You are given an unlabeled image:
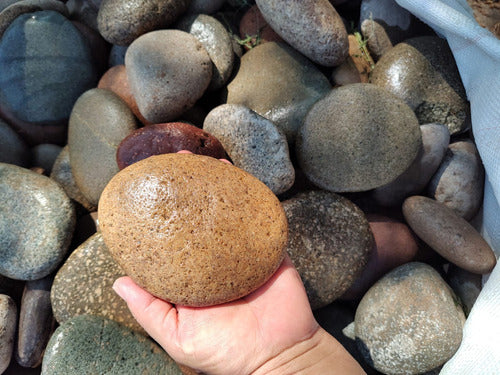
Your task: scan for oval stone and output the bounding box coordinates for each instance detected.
[226,42,331,144]
[51,232,144,333]
[203,104,295,195]
[117,122,227,170]
[282,190,374,309]
[98,153,288,306]
[255,0,348,67]
[403,196,496,274]
[41,315,182,374]
[428,140,484,220]
[0,163,75,280]
[125,30,212,124]
[97,0,189,45]
[0,294,16,373]
[354,262,465,374]
[297,83,422,192]
[68,88,137,206]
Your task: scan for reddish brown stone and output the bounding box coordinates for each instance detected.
[116,122,227,170]
[97,65,151,125]
[239,5,284,50]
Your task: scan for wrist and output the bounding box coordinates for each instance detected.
[251,327,365,375]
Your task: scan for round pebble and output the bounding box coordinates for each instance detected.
[51,232,143,333]
[0,163,75,280]
[354,262,465,375]
[116,122,227,170]
[98,153,288,306]
[97,0,190,45]
[256,0,348,66]
[226,41,331,144]
[403,195,496,274]
[125,30,212,124]
[68,88,137,206]
[41,315,182,374]
[0,119,30,167]
[282,190,374,309]
[0,294,16,373]
[297,83,422,192]
[203,104,295,195]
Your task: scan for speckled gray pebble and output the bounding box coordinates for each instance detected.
[51,232,143,333]
[41,315,182,374]
[176,13,234,90]
[256,0,348,67]
[31,143,62,174]
[16,275,55,368]
[354,262,465,375]
[226,42,331,144]
[97,0,189,45]
[125,30,212,124]
[428,140,484,220]
[0,163,75,280]
[0,294,16,373]
[0,119,30,167]
[282,190,374,309]
[50,146,97,212]
[297,83,422,192]
[373,123,450,206]
[68,88,137,206]
[204,104,295,195]
[371,36,469,134]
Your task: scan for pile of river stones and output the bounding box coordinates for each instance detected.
[0,0,497,374]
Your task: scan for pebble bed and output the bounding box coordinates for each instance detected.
[0,0,496,374]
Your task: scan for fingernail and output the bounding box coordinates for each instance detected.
[112,280,128,300]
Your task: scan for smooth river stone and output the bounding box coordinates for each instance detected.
[403,196,496,274]
[371,36,469,134]
[255,0,348,67]
[16,276,54,368]
[354,262,465,375]
[41,315,182,374]
[125,30,212,124]
[68,88,137,207]
[226,42,331,144]
[428,140,484,221]
[176,14,235,90]
[297,83,421,192]
[373,123,450,206]
[0,119,30,167]
[97,0,190,45]
[116,122,227,170]
[0,163,75,280]
[99,153,288,306]
[0,294,16,373]
[51,232,144,333]
[282,190,374,309]
[203,104,295,195]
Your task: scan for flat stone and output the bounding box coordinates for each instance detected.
[403,196,496,274]
[125,30,212,123]
[0,163,75,280]
[0,294,16,373]
[297,83,422,192]
[50,146,96,212]
[99,153,288,306]
[16,276,54,368]
[371,36,469,134]
[446,264,482,316]
[68,88,137,206]
[117,122,227,170]
[282,190,374,309]
[226,42,331,144]
[204,104,295,195]
[97,0,189,45]
[373,123,450,206]
[354,262,465,375]
[256,0,348,66]
[51,232,143,333]
[428,140,484,220]
[41,315,182,374]
[0,119,30,167]
[30,144,62,175]
[177,14,234,90]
